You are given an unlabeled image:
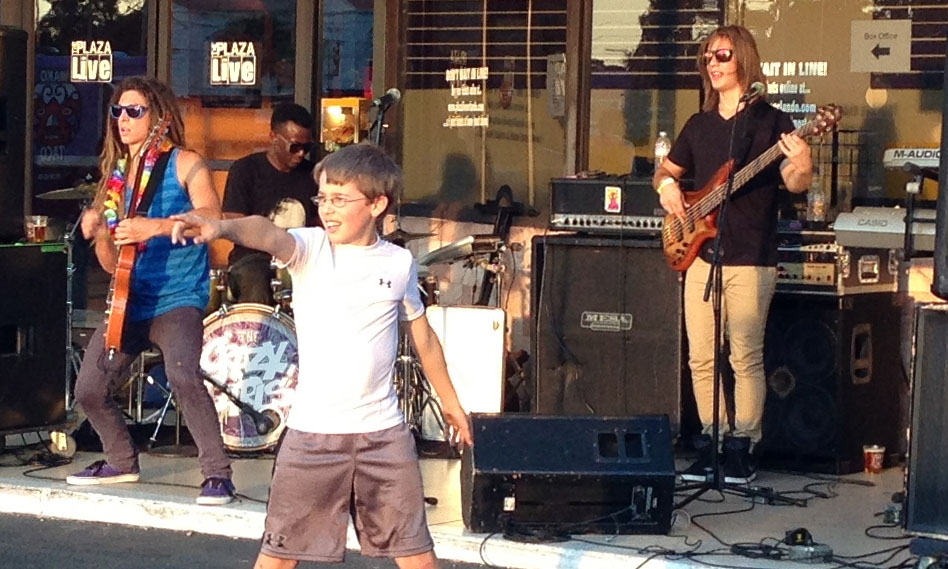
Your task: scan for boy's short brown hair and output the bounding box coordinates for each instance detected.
[314,143,402,216]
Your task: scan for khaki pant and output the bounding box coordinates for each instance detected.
[684,257,777,444]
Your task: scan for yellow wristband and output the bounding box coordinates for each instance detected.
[656,177,677,194]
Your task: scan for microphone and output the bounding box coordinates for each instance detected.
[739,81,765,102]
[372,88,401,110]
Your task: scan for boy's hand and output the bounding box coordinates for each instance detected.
[171,212,221,245]
[441,401,473,447]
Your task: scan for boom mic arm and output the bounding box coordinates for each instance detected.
[199,369,278,435]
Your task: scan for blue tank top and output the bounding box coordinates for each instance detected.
[126,148,210,321]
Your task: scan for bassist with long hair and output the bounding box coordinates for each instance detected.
[654,26,814,484]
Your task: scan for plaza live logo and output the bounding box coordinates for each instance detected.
[581,311,633,332]
[70,41,112,83]
[209,41,258,86]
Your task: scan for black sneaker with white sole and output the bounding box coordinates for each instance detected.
[722,436,757,484]
[679,434,714,482]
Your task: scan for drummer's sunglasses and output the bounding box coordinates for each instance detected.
[702,48,734,64]
[110,104,149,120]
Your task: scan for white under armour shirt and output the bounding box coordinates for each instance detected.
[277,227,425,434]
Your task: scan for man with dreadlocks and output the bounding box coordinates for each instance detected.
[67,77,235,505]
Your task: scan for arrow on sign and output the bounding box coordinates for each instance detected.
[872,44,891,59]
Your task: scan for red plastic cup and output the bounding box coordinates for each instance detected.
[863,445,885,474]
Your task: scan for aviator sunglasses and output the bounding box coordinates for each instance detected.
[702,48,734,64]
[109,104,149,120]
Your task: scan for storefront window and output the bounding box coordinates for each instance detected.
[33,1,150,210]
[321,0,373,98]
[169,0,298,165]
[587,0,946,211]
[399,1,569,221]
[587,0,723,176]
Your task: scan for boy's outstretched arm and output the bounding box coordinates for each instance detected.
[171,213,297,264]
[407,314,474,446]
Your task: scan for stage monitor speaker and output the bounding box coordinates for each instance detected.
[905,304,948,539]
[933,37,948,300]
[760,293,905,474]
[461,413,675,535]
[531,235,683,429]
[420,305,504,441]
[0,27,27,242]
[0,244,67,432]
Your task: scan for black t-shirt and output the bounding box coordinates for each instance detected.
[667,101,794,267]
[223,152,320,264]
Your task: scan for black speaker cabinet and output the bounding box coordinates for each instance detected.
[0,27,27,242]
[531,235,683,429]
[0,244,67,432]
[905,304,948,539]
[461,414,675,535]
[932,37,948,300]
[760,293,905,474]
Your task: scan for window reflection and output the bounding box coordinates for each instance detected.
[170,0,297,162]
[32,1,149,202]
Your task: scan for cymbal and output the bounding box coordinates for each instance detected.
[37,183,98,200]
[383,228,434,243]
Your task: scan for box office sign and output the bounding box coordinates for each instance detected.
[209,41,258,86]
[70,41,113,83]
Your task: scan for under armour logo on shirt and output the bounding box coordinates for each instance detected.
[263,533,286,548]
[379,278,391,288]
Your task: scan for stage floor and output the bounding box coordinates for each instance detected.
[0,439,918,569]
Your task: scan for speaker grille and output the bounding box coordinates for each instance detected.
[530,235,682,429]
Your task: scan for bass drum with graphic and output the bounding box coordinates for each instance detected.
[201,303,298,452]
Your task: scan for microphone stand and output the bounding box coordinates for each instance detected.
[675,96,803,509]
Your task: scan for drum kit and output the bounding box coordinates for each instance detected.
[389,230,507,443]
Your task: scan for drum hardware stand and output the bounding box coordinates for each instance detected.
[64,208,85,412]
[147,389,198,457]
[394,329,451,449]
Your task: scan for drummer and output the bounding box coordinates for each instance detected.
[222,103,320,304]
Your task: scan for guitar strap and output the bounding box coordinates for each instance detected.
[133,150,173,217]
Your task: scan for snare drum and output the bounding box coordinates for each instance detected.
[201,303,298,452]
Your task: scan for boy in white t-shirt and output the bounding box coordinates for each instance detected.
[172,143,473,569]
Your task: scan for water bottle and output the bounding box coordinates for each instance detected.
[654,131,671,170]
[807,171,825,222]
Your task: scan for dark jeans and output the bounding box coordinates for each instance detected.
[74,306,232,479]
[228,252,274,305]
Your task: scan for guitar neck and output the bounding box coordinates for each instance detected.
[693,121,814,219]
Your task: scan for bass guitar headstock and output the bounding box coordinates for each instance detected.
[806,104,842,137]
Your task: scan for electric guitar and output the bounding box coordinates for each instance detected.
[661,104,842,272]
[100,117,172,358]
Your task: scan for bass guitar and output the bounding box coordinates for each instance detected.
[661,104,842,272]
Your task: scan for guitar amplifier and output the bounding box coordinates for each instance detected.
[550,176,665,235]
